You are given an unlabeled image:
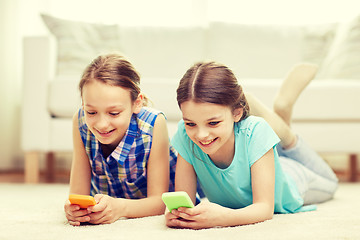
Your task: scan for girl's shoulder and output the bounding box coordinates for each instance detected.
[236,115,268,132]
[135,107,166,135]
[236,116,280,166]
[137,107,163,124]
[235,115,277,139]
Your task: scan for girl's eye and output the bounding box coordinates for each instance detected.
[109,112,120,116]
[209,121,220,126]
[86,111,96,115]
[185,122,196,127]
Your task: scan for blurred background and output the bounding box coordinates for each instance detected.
[1,0,360,182]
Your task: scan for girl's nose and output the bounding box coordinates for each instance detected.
[96,115,109,130]
[197,127,209,140]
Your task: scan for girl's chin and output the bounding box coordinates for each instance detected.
[99,136,123,148]
[98,139,113,145]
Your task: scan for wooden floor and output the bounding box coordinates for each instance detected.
[0,169,70,184]
[0,169,357,183]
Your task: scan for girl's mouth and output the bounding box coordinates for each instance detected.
[199,137,218,146]
[97,129,115,137]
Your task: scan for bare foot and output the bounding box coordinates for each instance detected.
[274,63,318,125]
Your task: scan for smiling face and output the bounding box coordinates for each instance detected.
[82,80,142,149]
[180,100,242,165]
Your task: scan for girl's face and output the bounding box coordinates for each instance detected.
[82,80,142,149]
[180,100,242,163]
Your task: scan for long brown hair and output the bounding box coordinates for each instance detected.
[177,61,249,121]
[79,53,147,105]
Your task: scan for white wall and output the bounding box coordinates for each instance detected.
[208,0,360,25]
[1,0,360,170]
[0,1,22,169]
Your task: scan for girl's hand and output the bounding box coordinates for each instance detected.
[164,209,183,228]
[166,201,230,229]
[64,199,91,226]
[87,194,122,224]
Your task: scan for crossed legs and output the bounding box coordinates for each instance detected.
[246,63,318,149]
[245,63,338,204]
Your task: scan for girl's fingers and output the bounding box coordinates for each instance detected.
[88,194,105,213]
[167,213,179,220]
[177,207,198,215]
[67,214,90,223]
[174,207,199,218]
[172,210,195,221]
[89,214,106,225]
[65,198,93,225]
[169,218,199,229]
[68,220,81,226]
[69,208,89,217]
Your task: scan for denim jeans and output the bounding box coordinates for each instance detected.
[277,136,339,205]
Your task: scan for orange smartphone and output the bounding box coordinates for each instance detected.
[69,194,96,209]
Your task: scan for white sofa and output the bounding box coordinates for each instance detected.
[21,14,360,183]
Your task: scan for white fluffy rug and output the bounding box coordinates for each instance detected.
[1,183,359,240]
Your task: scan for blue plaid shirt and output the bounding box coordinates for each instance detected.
[78,107,177,199]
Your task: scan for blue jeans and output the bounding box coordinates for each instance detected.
[277,136,338,205]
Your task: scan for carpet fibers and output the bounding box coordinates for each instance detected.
[2,183,359,240]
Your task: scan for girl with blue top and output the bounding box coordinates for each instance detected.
[64,54,177,226]
[165,62,338,229]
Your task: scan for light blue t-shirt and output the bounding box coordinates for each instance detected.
[171,116,314,213]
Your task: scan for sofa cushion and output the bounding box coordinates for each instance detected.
[42,13,339,82]
[41,14,121,76]
[317,14,360,79]
[206,22,304,79]
[41,14,206,81]
[301,23,336,66]
[118,26,206,79]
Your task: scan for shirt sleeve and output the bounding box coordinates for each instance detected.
[245,117,280,167]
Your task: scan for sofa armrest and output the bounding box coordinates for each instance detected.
[21,36,55,152]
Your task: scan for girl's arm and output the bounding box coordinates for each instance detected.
[174,154,198,203]
[64,112,92,226]
[88,114,171,223]
[69,112,92,195]
[225,148,275,225]
[169,148,275,229]
[122,113,170,217]
[165,154,198,227]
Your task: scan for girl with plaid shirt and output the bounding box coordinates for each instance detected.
[64,54,176,226]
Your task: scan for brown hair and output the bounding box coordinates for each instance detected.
[79,53,147,105]
[177,61,249,121]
